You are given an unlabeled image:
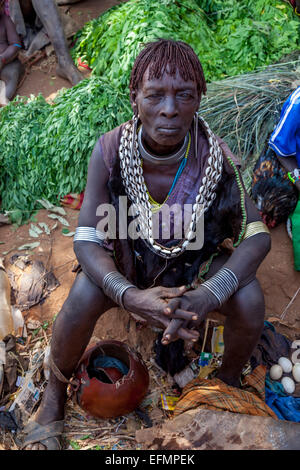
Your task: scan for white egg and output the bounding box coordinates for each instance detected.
[270,364,283,380]
[281,376,295,394]
[292,363,300,383]
[278,357,293,373]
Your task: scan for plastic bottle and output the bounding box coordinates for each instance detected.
[0,258,13,341]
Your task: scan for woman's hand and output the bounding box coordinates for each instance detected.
[161,286,220,344]
[123,285,199,342]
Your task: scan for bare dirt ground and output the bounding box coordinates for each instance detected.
[17,0,125,100]
[0,0,299,451]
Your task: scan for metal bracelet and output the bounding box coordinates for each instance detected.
[74,226,106,246]
[201,267,239,306]
[243,221,270,241]
[102,271,136,308]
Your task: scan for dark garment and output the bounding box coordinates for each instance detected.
[250,321,292,370]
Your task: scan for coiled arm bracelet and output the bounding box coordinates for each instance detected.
[201,267,239,307]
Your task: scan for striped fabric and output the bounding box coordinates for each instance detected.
[174,364,278,419]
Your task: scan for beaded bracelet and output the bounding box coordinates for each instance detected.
[288,169,300,184]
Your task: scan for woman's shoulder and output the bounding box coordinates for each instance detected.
[97,121,130,173]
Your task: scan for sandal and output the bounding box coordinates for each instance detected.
[21,356,79,450]
[21,420,64,450]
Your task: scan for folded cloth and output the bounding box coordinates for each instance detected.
[265,374,286,397]
[290,197,300,271]
[265,387,300,422]
[250,321,291,370]
[60,192,84,210]
[174,364,277,419]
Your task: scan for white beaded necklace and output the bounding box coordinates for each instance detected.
[119,115,224,259]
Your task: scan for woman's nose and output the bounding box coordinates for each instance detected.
[160,96,178,118]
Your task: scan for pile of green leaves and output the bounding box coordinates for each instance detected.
[0,78,131,220]
[0,0,299,221]
[199,0,300,78]
[71,0,217,89]
[72,0,299,88]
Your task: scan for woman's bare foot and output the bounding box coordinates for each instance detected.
[215,371,240,388]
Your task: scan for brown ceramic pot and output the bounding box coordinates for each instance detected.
[74,340,149,419]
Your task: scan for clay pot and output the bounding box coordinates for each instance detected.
[74,340,149,419]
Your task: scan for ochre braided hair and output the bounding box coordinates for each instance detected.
[129,39,207,97]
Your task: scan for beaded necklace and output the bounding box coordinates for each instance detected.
[119,115,224,259]
[142,133,191,214]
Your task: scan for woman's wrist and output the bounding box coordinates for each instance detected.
[122,286,139,310]
[191,285,220,311]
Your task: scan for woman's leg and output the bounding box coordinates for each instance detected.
[24,271,115,450]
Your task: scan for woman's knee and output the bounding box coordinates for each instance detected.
[57,271,113,323]
[0,59,24,96]
[222,278,265,330]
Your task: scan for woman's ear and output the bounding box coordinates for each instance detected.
[130,90,138,116]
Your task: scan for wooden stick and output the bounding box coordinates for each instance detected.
[280,287,300,320]
[201,319,210,353]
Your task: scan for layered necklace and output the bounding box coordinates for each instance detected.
[119,115,224,259]
[138,126,191,214]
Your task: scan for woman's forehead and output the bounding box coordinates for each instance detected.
[140,66,197,90]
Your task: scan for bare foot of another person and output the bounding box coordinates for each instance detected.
[0,80,9,106]
[56,60,83,86]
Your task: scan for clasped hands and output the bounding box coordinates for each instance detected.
[123,284,219,345]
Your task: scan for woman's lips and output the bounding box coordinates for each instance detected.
[157,127,180,135]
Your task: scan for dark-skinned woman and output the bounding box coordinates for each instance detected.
[22,39,271,450]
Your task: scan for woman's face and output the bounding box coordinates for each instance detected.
[132,66,200,155]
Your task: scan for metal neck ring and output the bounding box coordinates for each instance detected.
[138,126,189,165]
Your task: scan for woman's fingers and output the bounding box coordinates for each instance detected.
[177,326,199,342]
[161,319,199,345]
[164,308,198,322]
[161,286,186,299]
[163,297,181,315]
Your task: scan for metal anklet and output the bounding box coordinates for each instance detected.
[102,271,136,309]
[201,267,239,306]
